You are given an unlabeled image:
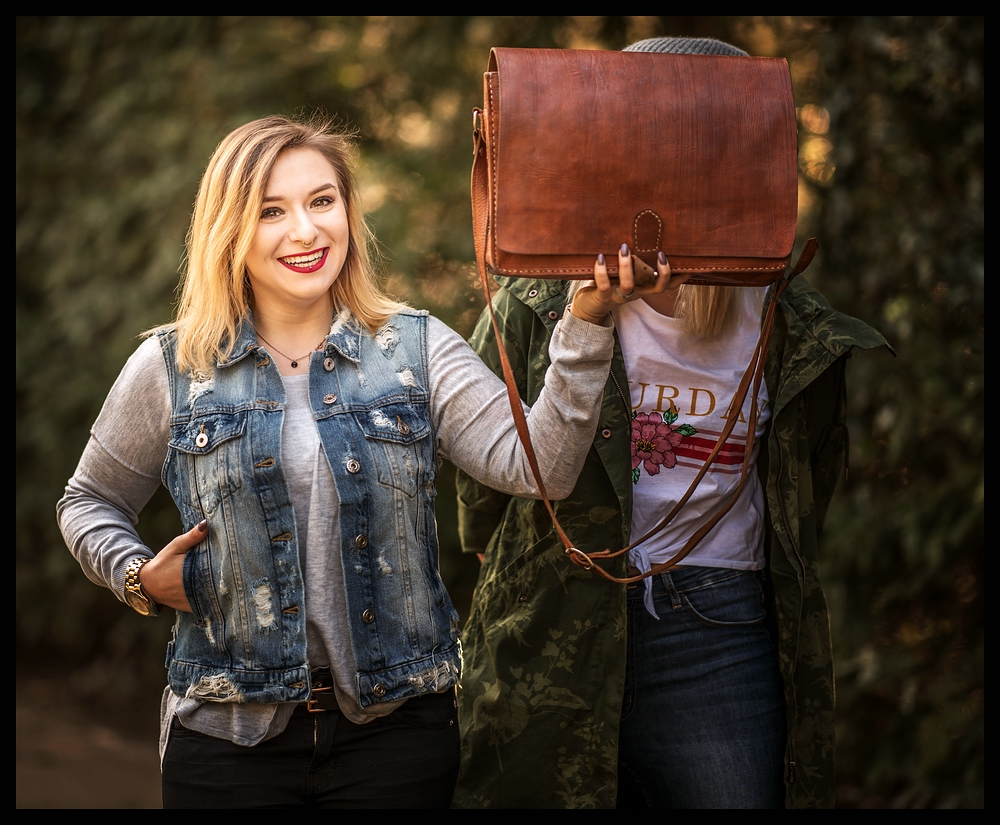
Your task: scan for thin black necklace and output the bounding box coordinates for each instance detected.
[256,331,325,369]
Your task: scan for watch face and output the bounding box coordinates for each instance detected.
[124,561,157,616]
[124,586,154,616]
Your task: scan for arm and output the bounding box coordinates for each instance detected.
[437,247,679,496]
[444,248,684,555]
[56,336,202,612]
[431,308,613,500]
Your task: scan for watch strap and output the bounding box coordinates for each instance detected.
[123,557,159,617]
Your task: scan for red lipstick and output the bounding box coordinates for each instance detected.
[279,247,329,273]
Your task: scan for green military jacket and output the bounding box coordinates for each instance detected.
[452,274,890,809]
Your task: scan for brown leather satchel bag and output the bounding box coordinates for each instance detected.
[469,47,817,584]
[471,47,800,286]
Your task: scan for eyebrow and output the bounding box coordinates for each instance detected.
[262,183,339,203]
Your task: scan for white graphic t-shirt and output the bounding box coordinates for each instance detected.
[612,292,771,614]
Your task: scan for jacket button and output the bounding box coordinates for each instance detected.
[362,609,376,624]
[373,683,387,697]
[355,534,368,549]
[601,428,612,439]
[528,289,539,298]
[323,357,336,371]
[323,393,337,405]
[346,458,361,473]
[195,432,209,448]
[548,310,559,320]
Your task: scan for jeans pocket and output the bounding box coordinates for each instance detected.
[672,568,767,627]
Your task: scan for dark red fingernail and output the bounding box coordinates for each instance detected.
[620,243,630,257]
[197,520,208,532]
[597,253,605,266]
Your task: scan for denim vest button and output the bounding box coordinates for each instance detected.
[355,534,368,549]
[372,683,387,698]
[362,609,376,624]
[195,432,209,448]
[345,458,361,474]
[323,393,337,405]
[323,357,336,371]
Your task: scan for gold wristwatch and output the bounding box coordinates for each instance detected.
[123,557,160,617]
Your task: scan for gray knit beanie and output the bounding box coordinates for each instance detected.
[623,36,748,57]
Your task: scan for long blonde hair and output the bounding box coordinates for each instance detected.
[155,114,405,375]
[672,284,765,339]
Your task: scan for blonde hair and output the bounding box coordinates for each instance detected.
[154,114,405,375]
[672,284,765,339]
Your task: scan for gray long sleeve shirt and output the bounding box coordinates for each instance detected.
[58,309,614,749]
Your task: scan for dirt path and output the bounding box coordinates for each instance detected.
[16,679,161,809]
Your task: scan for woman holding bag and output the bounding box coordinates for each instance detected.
[453,37,890,809]
[56,112,673,808]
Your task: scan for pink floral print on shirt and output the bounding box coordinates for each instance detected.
[631,409,697,483]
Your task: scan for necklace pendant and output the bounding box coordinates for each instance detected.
[290,361,298,368]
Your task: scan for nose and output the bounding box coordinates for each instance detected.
[289,208,318,247]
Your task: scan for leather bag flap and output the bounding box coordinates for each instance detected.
[481,47,798,281]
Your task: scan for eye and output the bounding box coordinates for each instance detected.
[260,206,283,220]
[312,195,335,209]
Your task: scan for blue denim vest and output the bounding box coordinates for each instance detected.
[157,310,461,707]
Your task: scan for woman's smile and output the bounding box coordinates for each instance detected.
[279,247,329,273]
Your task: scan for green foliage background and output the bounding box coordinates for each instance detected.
[16,16,982,808]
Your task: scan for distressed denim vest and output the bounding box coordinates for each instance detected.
[157,309,461,707]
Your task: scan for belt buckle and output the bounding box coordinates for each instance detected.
[306,678,334,713]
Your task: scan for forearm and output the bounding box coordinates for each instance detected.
[57,437,162,599]
[433,310,612,499]
[57,336,171,600]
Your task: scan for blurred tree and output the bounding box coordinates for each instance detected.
[796,16,984,808]
[16,15,982,807]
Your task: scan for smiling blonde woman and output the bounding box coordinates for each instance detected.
[56,112,677,808]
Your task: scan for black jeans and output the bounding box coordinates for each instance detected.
[161,690,459,808]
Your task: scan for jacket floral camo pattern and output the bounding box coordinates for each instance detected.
[452,274,890,808]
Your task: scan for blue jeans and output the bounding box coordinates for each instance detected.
[617,566,786,809]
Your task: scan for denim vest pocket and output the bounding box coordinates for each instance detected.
[180,541,221,641]
[169,410,247,514]
[355,401,430,497]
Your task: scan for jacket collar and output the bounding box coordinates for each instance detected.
[218,316,262,369]
[217,308,366,369]
[323,309,364,364]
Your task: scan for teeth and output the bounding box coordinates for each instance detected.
[281,251,323,265]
